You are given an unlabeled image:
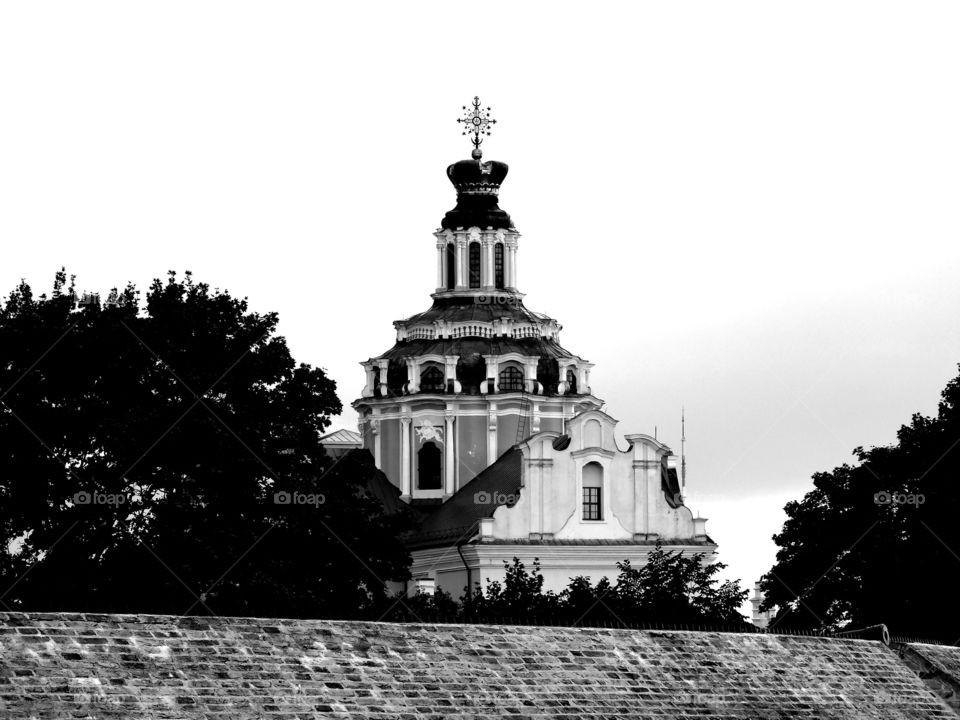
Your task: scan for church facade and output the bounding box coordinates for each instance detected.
[352,99,714,595]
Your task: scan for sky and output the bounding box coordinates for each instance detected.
[2,2,959,614]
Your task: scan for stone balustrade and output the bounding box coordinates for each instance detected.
[395,319,558,342]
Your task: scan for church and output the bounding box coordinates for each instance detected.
[352,99,714,596]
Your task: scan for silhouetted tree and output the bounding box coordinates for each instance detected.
[461,558,563,621]
[762,366,960,639]
[390,547,746,626]
[0,269,411,617]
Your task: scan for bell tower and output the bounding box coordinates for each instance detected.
[353,98,601,501]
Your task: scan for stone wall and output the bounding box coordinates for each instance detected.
[0,612,956,719]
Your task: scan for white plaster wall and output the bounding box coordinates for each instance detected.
[488,409,702,542]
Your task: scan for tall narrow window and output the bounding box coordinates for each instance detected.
[445,243,456,290]
[566,369,578,394]
[498,365,524,392]
[418,441,442,489]
[582,462,603,520]
[469,242,481,288]
[494,243,505,289]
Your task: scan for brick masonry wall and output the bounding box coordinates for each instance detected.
[0,612,956,719]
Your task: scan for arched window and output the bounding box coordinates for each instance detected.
[420,365,445,393]
[469,242,481,288]
[498,365,524,392]
[582,462,603,520]
[566,369,578,394]
[537,358,559,395]
[418,441,442,490]
[494,243,505,289]
[386,362,407,396]
[445,243,456,290]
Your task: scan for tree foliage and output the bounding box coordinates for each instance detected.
[762,365,960,639]
[386,547,748,626]
[0,269,411,617]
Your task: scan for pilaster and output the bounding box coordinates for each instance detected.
[370,415,381,468]
[444,410,456,496]
[435,239,445,290]
[400,416,412,499]
[487,403,498,468]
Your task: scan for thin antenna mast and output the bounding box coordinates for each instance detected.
[681,407,687,494]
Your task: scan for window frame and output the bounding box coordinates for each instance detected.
[469,242,481,289]
[420,365,445,393]
[445,243,456,290]
[582,486,602,521]
[494,243,505,289]
[498,365,524,392]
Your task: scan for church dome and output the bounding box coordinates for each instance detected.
[441,158,513,230]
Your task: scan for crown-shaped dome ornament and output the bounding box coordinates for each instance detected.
[443,96,512,230]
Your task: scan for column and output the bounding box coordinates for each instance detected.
[506,242,518,288]
[406,358,420,394]
[400,417,411,499]
[362,364,376,398]
[487,403,498,467]
[482,355,500,394]
[523,358,539,394]
[455,237,466,289]
[436,241,445,289]
[482,237,495,289]
[444,411,456,495]
[444,355,462,393]
[377,360,389,396]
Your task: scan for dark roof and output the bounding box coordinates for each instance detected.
[441,158,513,230]
[4,613,956,718]
[662,466,683,509]
[400,296,552,325]
[379,336,577,362]
[406,447,523,548]
[324,448,411,517]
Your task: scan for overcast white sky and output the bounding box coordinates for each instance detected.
[3,2,959,613]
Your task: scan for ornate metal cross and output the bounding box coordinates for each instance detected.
[457,96,496,158]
